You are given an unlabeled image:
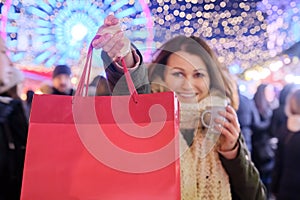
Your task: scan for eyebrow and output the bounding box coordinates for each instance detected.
[170,67,208,73]
[170,67,184,71]
[194,68,207,72]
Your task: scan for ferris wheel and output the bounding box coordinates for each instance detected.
[1,0,154,67]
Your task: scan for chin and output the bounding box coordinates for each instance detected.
[178,97,198,104]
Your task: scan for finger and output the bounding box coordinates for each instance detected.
[105,15,119,26]
[217,110,234,125]
[214,124,235,141]
[214,117,239,138]
[102,31,124,53]
[92,33,112,49]
[214,124,238,146]
[226,106,240,128]
[226,105,238,118]
[107,42,123,59]
[218,106,240,132]
[224,121,239,138]
[226,112,239,130]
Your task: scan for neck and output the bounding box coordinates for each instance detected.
[53,87,72,95]
[287,115,300,132]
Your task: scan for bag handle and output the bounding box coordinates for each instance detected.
[74,35,138,103]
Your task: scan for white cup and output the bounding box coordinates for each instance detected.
[200,106,227,133]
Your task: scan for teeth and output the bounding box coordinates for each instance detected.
[178,93,196,98]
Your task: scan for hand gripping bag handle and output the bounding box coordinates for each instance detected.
[74,35,138,103]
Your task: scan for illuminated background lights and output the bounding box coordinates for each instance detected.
[149,0,271,71]
[148,0,300,82]
[1,0,153,67]
[0,0,299,83]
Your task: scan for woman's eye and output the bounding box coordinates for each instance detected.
[172,72,184,77]
[194,72,205,78]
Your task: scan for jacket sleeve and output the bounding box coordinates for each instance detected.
[271,133,285,196]
[219,134,267,200]
[101,44,150,95]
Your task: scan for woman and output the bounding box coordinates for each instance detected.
[93,15,266,200]
[0,38,28,200]
[271,88,300,199]
[270,83,297,138]
[251,84,276,196]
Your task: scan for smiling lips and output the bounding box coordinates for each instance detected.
[176,92,198,99]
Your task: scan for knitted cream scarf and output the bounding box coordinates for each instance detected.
[179,96,231,200]
[151,81,231,199]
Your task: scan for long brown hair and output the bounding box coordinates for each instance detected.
[148,35,237,108]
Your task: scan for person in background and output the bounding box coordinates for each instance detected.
[237,88,273,153]
[93,15,266,200]
[0,38,28,200]
[237,90,256,152]
[271,88,300,199]
[0,40,13,87]
[25,89,34,118]
[88,75,111,96]
[37,80,53,94]
[251,83,276,198]
[270,83,298,138]
[51,64,74,95]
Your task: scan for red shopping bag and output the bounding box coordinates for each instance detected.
[21,39,180,200]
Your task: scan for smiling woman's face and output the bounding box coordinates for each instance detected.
[290,93,300,115]
[164,51,210,103]
[0,38,13,87]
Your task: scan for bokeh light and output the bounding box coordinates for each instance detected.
[1,0,153,67]
[1,0,299,83]
[148,0,300,75]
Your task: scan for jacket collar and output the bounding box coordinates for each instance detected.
[0,96,13,104]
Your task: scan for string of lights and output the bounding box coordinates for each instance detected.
[148,0,299,76]
[0,0,299,83]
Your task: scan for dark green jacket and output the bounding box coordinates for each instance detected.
[220,134,267,200]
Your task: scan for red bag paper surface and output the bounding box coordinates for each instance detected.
[21,92,180,200]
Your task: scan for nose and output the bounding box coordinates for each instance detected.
[181,76,194,91]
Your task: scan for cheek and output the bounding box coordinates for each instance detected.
[266,92,275,102]
[60,78,67,84]
[265,86,275,102]
[61,78,71,87]
[194,79,210,101]
[53,79,60,87]
[164,75,181,91]
[0,68,4,80]
[195,78,210,91]
[0,64,10,84]
[0,58,6,73]
[291,100,300,115]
